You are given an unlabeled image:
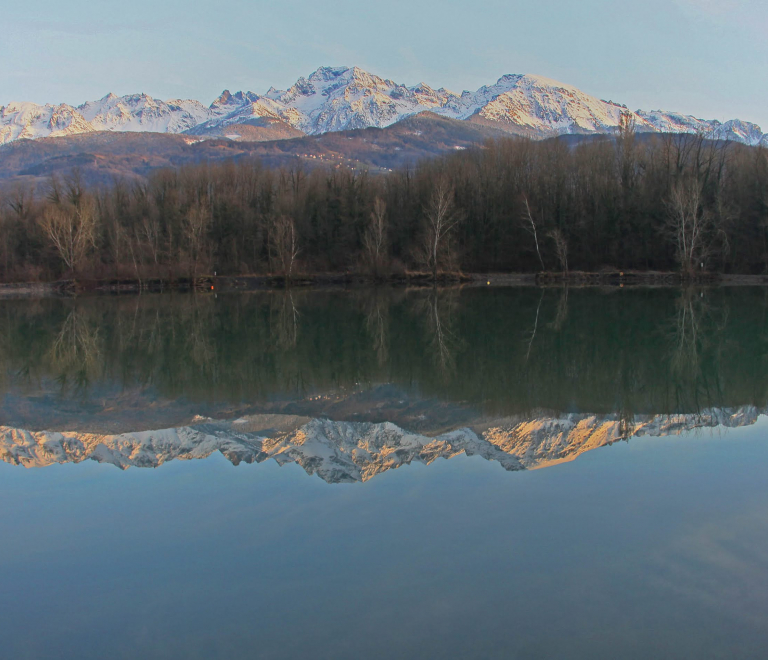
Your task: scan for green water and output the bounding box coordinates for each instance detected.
[2,286,767,430]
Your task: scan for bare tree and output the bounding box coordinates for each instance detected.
[363,197,388,277]
[617,108,636,137]
[664,176,712,275]
[1,185,36,279]
[185,205,209,280]
[40,198,97,273]
[548,228,569,274]
[105,214,125,279]
[128,226,144,289]
[615,109,639,195]
[269,214,300,280]
[0,209,10,278]
[521,195,545,271]
[141,214,162,266]
[761,217,768,274]
[7,184,34,220]
[421,179,462,280]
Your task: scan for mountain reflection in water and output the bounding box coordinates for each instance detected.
[1,408,762,482]
[1,286,767,480]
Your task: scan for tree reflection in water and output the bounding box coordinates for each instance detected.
[1,286,767,428]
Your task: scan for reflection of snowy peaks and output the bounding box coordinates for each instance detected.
[1,408,760,483]
[2,66,766,146]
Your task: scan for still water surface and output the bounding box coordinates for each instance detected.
[1,287,768,658]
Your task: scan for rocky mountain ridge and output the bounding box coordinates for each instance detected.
[2,66,765,147]
[1,408,760,483]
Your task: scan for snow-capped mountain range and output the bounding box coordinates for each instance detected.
[1,66,766,147]
[1,407,760,483]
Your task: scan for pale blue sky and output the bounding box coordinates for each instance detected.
[3,0,767,127]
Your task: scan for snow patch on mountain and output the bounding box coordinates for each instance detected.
[460,74,628,134]
[257,66,458,134]
[0,102,95,145]
[77,93,211,134]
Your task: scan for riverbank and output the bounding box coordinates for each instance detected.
[3,270,768,298]
[0,272,475,297]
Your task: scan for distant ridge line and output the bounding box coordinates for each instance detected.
[1,65,766,147]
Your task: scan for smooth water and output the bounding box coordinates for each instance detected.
[2,287,768,658]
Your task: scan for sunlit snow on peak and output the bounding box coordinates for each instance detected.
[1,66,765,146]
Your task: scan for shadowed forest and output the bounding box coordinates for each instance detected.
[1,129,767,283]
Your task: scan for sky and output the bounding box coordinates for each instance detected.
[2,0,767,128]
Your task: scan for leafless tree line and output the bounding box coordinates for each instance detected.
[1,132,766,283]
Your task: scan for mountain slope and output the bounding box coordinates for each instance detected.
[0,113,509,187]
[78,93,211,133]
[2,66,765,147]
[0,102,96,143]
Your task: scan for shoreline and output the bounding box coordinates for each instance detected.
[2,271,768,298]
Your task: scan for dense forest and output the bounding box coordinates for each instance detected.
[1,126,767,283]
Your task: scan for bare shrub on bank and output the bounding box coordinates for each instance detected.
[185,205,210,280]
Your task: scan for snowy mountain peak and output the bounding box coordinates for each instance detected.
[462,73,626,135]
[308,65,350,80]
[517,73,578,89]
[305,65,380,87]
[213,89,234,106]
[492,73,527,87]
[1,66,766,147]
[210,89,259,110]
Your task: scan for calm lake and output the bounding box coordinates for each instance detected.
[2,286,768,659]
